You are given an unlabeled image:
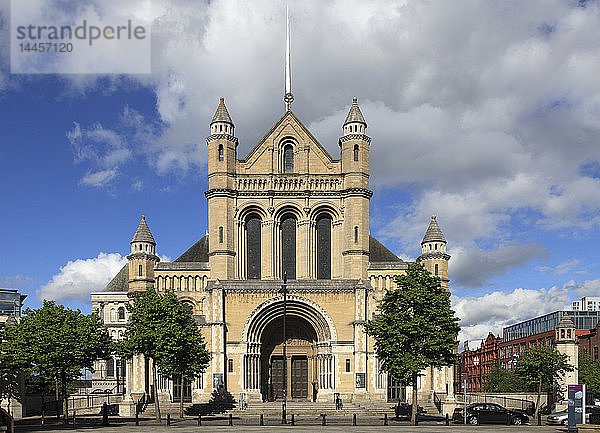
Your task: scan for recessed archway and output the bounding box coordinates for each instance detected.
[241,296,336,401]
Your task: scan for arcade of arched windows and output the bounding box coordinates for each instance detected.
[235,205,342,280]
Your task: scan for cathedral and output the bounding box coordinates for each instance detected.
[91,90,454,408]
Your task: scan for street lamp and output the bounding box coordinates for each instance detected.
[281,272,288,424]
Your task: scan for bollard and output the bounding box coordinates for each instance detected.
[445,413,449,426]
[321,413,326,426]
[102,402,109,426]
[415,413,419,426]
[384,413,388,426]
[537,411,541,426]
[197,414,202,426]
[291,414,295,425]
[506,412,511,426]
[229,413,233,426]
[135,408,139,426]
[260,414,264,426]
[41,403,45,426]
[167,413,171,426]
[72,410,76,430]
[353,413,356,426]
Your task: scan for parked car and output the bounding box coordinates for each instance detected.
[547,410,568,425]
[453,403,529,425]
[547,407,596,425]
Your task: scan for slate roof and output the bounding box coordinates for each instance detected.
[344,97,367,126]
[369,235,402,262]
[102,234,402,292]
[211,97,234,125]
[103,264,129,292]
[131,215,156,245]
[421,215,446,244]
[175,236,209,262]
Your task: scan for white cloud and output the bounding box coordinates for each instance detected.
[38,253,127,302]
[453,285,571,346]
[80,169,118,187]
[537,259,582,275]
[5,0,598,290]
[563,278,600,298]
[68,121,131,188]
[0,274,34,289]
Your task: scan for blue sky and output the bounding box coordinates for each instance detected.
[1,0,600,346]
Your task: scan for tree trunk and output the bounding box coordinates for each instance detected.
[152,361,161,423]
[534,377,542,423]
[55,377,60,420]
[61,371,68,425]
[411,372,418,426]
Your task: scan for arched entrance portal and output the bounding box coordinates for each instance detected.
[242,296,336,402]
[261,316,316,400]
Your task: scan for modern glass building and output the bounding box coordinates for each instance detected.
[0,288,26,319]
[503,310,600,342]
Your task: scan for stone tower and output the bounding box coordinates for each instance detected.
[339,97,372,278]
[418,215,450,289]
[206,98,237,280]
[127,215,160,295]
[555,315,578,407]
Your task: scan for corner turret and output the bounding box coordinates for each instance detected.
[339,97,372,278]
[418,215,450,289]
[127,215,160,295]
[205,98,237,279]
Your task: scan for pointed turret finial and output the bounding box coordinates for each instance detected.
[284,4,294,111]
[211,97,234,126]
[131,214,156,245]
[421,214,446,245]
[344,97,367,127]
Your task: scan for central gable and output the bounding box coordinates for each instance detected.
[237,111,339,175]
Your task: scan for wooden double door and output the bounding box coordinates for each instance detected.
[270,356,309,399]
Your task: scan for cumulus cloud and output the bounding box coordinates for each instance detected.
[38,253,127,302]
[453,285,571,346]
[6,0,599,290]
[563,278,600,298]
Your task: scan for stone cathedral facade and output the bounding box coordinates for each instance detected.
[91,96,454,406]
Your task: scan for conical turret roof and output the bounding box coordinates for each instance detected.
[344,97,367,126]
[131,215,156,245]
[557,314,575,329]
[421,215,446,244]
[211,97,234,125]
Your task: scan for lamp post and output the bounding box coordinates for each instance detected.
[281,272,288,424]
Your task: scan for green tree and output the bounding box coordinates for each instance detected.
[0,321,22,419]
[2,301,112,423]
[515,345,573,421]
[365,262,460,425]
[484,360,524,393]
[118,288,210,421]
[579,352,600,399]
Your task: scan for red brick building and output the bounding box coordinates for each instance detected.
[579,321,600,361]
[459,333,501,393]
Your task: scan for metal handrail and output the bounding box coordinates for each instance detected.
[433,391,442,413]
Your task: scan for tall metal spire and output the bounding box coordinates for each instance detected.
[284,4,294,111]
